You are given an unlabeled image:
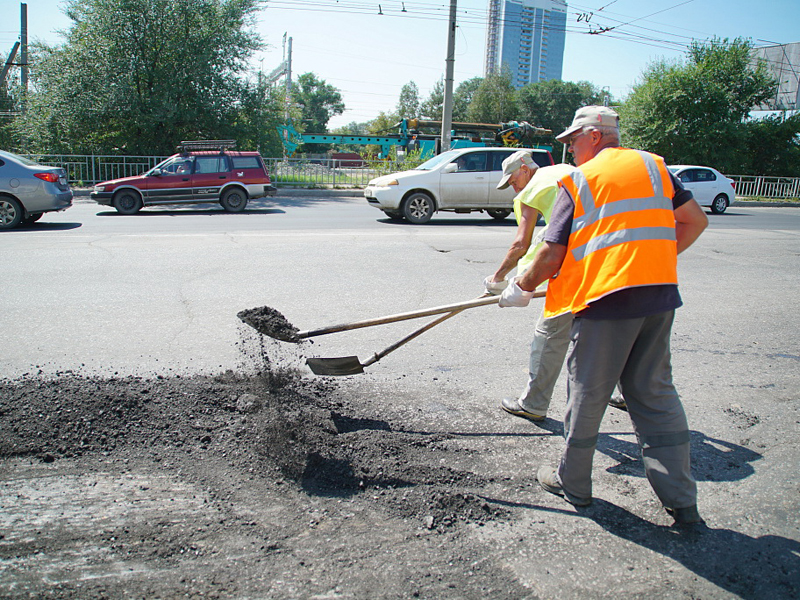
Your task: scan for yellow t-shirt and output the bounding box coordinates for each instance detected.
[514,163,577,278]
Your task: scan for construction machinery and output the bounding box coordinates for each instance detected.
[278,118,552,159]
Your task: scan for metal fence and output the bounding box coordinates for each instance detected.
[21,153,169,186]
[728,175,800,200]
[18,153,800,198]
[263,157,402,187]
[21,153,403,188]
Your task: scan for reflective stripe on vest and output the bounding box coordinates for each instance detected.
[543,148,678,318]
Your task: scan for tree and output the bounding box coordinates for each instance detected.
[452,77,483,121]
[0,84,19,150]
[363,111,399,158]
[293,72,345,134]
[233,74,285,158]
[740,113,800,176]
[516,79,606,154]
[619,37,777,172]
[396,82,420,119]
[15,0,267,155]
[329,120,370,154]
[466,70,517,124]
[419,79,444,120]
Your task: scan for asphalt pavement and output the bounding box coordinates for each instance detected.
[1,194,798,598]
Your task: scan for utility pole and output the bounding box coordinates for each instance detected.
[439,0,457,153]
[0,42,20,88]
[20,3,27,94]
[285,35,293,121]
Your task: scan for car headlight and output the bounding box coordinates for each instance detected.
[94,185,105,192]
[386,179,399,186]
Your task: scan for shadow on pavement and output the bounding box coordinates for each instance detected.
[94,207,285,217]
[482,494,798,598]
[1,222,82,232]
[598,430,761,482]
[589,499,799,599]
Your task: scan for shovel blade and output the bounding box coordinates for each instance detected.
[306,356,365,376]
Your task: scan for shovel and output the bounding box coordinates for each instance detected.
[240,295,510,343]
[305,290,546,376]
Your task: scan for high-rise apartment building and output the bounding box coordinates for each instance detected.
[484,0,567,88]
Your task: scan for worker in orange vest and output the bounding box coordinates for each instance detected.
[499,106,709,526]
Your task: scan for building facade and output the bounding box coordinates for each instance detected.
[484,0,567,88]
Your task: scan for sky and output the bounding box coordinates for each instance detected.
[3,0,799,130]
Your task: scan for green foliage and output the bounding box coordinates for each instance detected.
[740,113,800,176]
[466,70,518,123]
[419,79,444,120]
[516,79,606,154]
[13,0,270,155]
[362,111,400,158]
[396,82,420,119]
[619,37,779,173]
[292,72,345,153]
[292,72,344,134]
[19,0,272,154]
[0,84,19,149]
[327,121,370,154]
[452,77,483,121]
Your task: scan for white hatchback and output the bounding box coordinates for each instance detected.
[668,165,736,214]
[365,147,554,224]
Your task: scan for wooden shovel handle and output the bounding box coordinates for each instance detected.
[297,290,545,339]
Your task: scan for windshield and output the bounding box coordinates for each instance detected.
[414,149,461,171]
[148,156,193,175]
[0,150,41,167]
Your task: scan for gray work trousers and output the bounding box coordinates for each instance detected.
[518,310,574,416]
[557,311,697,510]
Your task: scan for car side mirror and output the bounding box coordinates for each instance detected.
[442,163,457,174]
[150,168,162,177]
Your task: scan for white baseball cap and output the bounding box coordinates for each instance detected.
[497,150,538,190]
[556,105,619,143]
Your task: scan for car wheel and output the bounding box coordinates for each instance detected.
[402,192,434,224]
[112,190,143,215]
[221,188,248,213]
[382,210,404,221]
[0,196,24,229]
[487,209,511,221]
[22,212,43,225]
[710,194,728,214]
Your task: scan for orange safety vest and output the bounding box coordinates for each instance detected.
[544,147,678,318]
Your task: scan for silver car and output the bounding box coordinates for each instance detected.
[0,150,73,229]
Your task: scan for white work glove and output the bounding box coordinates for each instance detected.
[483,276,509,296]
[499,277,534,308]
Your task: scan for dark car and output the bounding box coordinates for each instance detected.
[0,150,73,230]
[91,140,277,214]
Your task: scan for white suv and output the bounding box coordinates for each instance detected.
[365,147,554,224]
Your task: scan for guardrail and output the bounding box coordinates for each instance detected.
[263,157,401,187]
[20,153,169,186]
[21,153,402,188]
[729,175,800,200]
[18,153,800,198]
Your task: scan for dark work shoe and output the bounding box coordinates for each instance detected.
[536,466,592,506]
[501,397,545,422]
[666,505,705,525]
[608,396,628,412]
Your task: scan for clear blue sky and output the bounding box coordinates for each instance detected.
[4,0,799,129]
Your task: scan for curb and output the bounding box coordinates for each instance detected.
[70,188,797,207]
[732,200,800,208]
[71,188,364,199]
